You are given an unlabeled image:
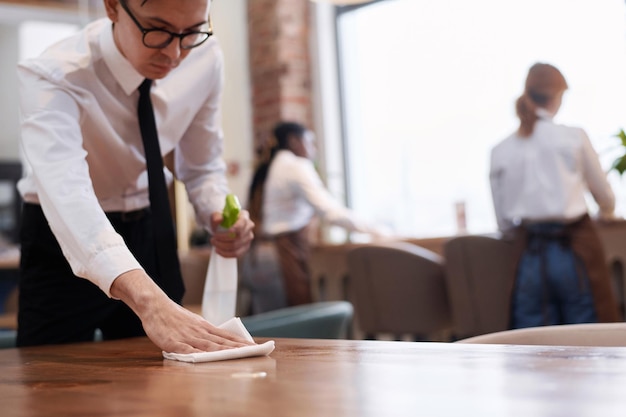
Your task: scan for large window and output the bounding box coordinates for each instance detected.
[336,0,626,238]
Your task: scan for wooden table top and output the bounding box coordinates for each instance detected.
[2,337,626,417]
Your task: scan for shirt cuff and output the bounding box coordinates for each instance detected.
[88,245,144,298]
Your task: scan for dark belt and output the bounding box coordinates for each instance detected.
[106,208,150,222]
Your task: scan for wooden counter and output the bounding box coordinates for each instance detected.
[1,337,626,416]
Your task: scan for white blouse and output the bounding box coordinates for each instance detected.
[262,150,380,236]
[489,112,615,232]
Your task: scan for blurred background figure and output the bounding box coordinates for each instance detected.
[246,121,391,310]
[489,63,622,329]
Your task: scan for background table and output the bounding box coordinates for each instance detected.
[2,337,626,416]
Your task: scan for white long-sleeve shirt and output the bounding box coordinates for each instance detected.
[489,111,615,232]
[17,18,229,295]
[262,150,380,236]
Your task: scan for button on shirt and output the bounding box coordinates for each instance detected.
[17,19,229,295]
[262,150,378,236]
[489,111,615,232]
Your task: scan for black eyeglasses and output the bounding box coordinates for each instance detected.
[119,0,213,50]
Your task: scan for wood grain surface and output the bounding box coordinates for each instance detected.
[2,337,626,416]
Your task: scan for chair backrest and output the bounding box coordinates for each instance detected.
[179,248,211,306]
[346,242,451,339]
[443,235,514,339]
[241,301,353,339]
[457,322,626,346]
[179,247,257,316]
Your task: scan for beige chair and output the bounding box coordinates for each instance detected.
[443,235,514,339]
[457,322,626,346]
[179,248,211,306]
[179,248,252,316]
[346,242,451,340]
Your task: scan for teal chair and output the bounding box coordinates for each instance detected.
[241,301,353,339]
[0,329,102,349]
[0,301,354,349]
[0,330,16,349]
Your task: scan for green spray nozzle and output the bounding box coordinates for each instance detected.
[220,194,241,229]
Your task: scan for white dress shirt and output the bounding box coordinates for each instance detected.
[489,110,615,232]
[17,18,229,295]
[262,150,379,236]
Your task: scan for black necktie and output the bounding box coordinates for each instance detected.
[137,78,184,302]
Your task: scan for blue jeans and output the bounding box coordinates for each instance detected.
[512,223,597,329]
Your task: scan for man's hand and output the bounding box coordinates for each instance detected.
[110,270,254,353]
[210,209,255,258]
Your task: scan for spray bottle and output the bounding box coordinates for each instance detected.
[201,194,240,325]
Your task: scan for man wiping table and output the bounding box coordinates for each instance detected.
[16,0,255,354]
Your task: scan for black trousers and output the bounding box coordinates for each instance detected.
[17,203,183,347]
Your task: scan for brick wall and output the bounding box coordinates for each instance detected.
[247,0,313,157]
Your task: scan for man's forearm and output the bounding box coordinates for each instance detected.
[109,269,168,317]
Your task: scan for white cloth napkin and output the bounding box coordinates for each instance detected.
[162,317,275,363]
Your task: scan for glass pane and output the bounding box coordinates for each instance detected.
[337,0,626,237]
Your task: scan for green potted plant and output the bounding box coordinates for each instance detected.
[611,129,626,175]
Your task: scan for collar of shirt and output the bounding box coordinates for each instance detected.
[535,107,555,121]
[100,22,144,96]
